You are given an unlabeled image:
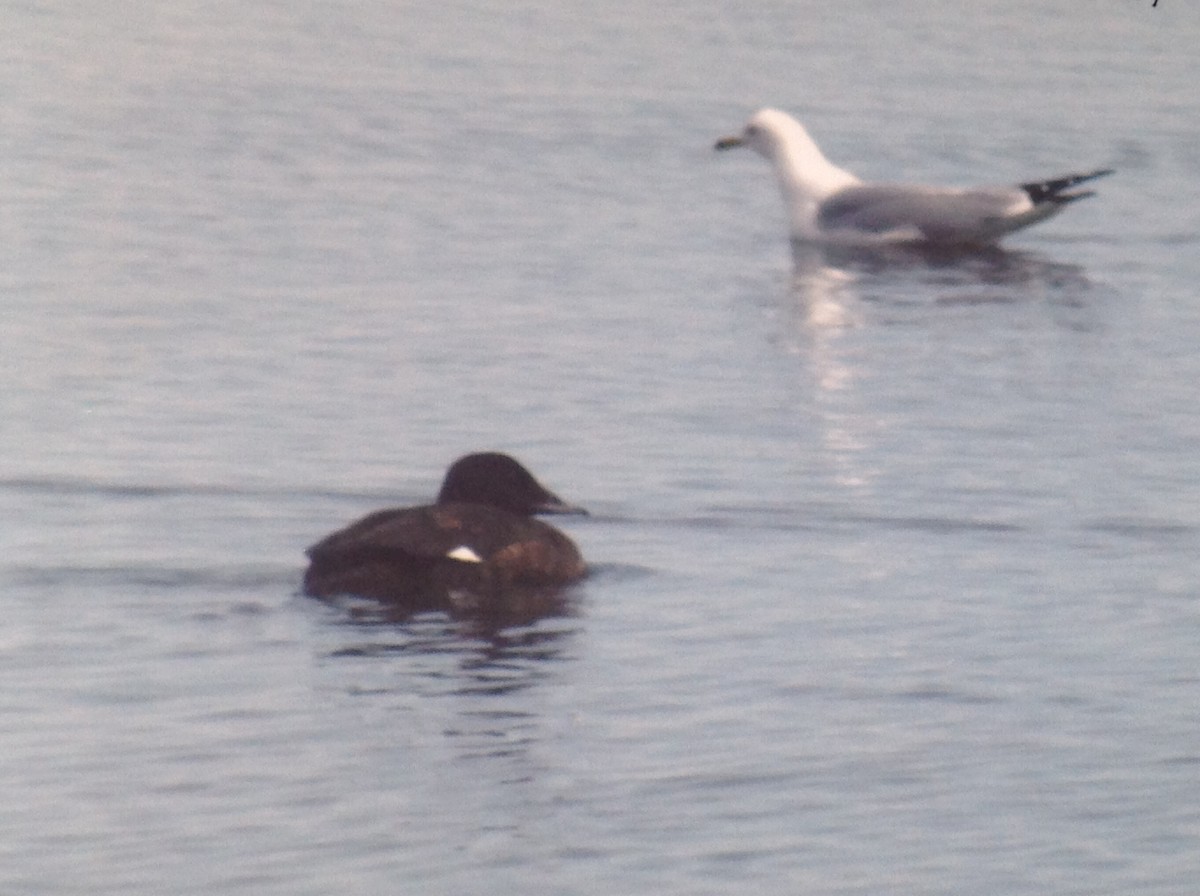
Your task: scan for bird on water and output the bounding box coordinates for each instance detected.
[715,107,1112,247]
[303,452,587,621]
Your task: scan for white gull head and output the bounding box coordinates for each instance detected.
[715,108,861,241]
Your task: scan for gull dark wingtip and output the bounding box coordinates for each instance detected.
[1020,168,1115,205]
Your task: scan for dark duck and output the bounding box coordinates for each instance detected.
[303,453,587,619]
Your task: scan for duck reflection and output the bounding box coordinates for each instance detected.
[324,611,580,764]
[326,601,580,697]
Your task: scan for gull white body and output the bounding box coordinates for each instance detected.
[716,108,1111,247]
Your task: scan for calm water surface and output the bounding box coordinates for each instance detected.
[4,1,1200,893]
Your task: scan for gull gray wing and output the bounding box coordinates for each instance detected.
[817,184,1031,245]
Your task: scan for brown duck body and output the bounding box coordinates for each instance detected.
[302,453,587,620]
[303,502,585,606]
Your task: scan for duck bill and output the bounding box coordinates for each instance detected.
[535,494,589,516]
[714,135,744,151]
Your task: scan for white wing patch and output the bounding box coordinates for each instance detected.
[446,545,484,563]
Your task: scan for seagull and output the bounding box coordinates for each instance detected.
[715,108,1112,247]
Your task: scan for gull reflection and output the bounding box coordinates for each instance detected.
[780,240,1100,493]
[787,243,864,330]
[787,239,1098,333]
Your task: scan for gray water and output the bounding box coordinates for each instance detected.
[4,1,1200,893]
